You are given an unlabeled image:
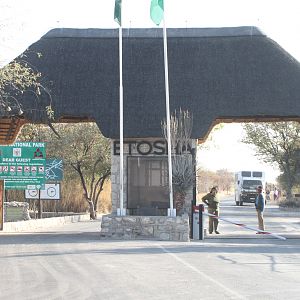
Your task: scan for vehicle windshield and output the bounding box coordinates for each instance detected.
[242,180,262,189]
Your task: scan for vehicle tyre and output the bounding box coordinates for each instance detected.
[235,197,239,206]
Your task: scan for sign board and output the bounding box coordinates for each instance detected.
[0,181,3,230]
[5,179,45,190]
[45,159,63,181]
[0,142,46,190]
[25,183,60,200]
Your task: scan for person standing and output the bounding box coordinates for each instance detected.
[273,187,279,202]
[255,185,265,233]
[202,186,220,234]
[265,187,270,202]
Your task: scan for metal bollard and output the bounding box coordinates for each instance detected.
[190,200,194,239]
[198,204,204,240]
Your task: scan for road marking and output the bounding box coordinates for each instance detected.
[156,243,246,300]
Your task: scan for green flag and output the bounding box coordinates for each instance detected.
[150,0,164,26]
[114,0,122,26]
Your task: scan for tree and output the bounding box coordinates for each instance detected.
[18,123,111,219]
[215,169,234,193]
[162,109,195,215]
[48,123,111,219]
[196,168,234,194]
[196,168,218,193]
[0,51,54,119]
[242,122,300,199]
[0,60,39,116]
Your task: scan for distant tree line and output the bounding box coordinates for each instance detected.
[197,168,234,194]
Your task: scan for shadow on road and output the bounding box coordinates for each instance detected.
[0,232,300,259]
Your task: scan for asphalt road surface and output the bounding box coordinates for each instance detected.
[0,198,300,300]
[207,195,300,238]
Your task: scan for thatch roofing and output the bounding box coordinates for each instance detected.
[10,27,300,140]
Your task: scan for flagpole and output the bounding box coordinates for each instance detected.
[114,0,125,216]
[162,3,175,217]
[119,25,125,216]
[115,1,125,216]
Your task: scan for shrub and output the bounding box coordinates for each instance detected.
[279,198,300,208]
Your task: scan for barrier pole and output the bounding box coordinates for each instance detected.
[203,211,286,241]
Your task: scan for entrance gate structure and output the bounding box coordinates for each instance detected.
[1,27,300,240]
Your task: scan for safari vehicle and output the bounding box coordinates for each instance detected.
[235,171,265,206]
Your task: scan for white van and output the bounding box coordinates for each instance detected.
[235,171,265,206]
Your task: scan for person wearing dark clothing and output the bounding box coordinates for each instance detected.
[255,185,265,233]
[202,187,220,234]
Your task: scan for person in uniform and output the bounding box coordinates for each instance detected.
[202,186,220,234]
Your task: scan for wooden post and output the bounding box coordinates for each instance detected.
[38,190,42,219]
[0,180,4,231]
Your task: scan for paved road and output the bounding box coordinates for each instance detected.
[1,209,300,300]
[204,195,300,239]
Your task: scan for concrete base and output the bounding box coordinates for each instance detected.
[100,214,190,241]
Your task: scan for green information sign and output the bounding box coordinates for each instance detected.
[4,179,45,190]
[0,142,46,190]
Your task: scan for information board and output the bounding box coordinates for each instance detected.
[0,142,46,190]
[25,183,60,200]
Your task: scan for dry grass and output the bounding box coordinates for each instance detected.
[5,179,112,214]
[97,180,112,213]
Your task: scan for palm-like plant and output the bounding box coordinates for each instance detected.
[162,109,195,215]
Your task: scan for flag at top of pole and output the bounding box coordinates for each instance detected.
[114,0,122,26]
[150,0,164,25]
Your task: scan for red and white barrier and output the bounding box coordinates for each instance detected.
[194,207,286,241]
